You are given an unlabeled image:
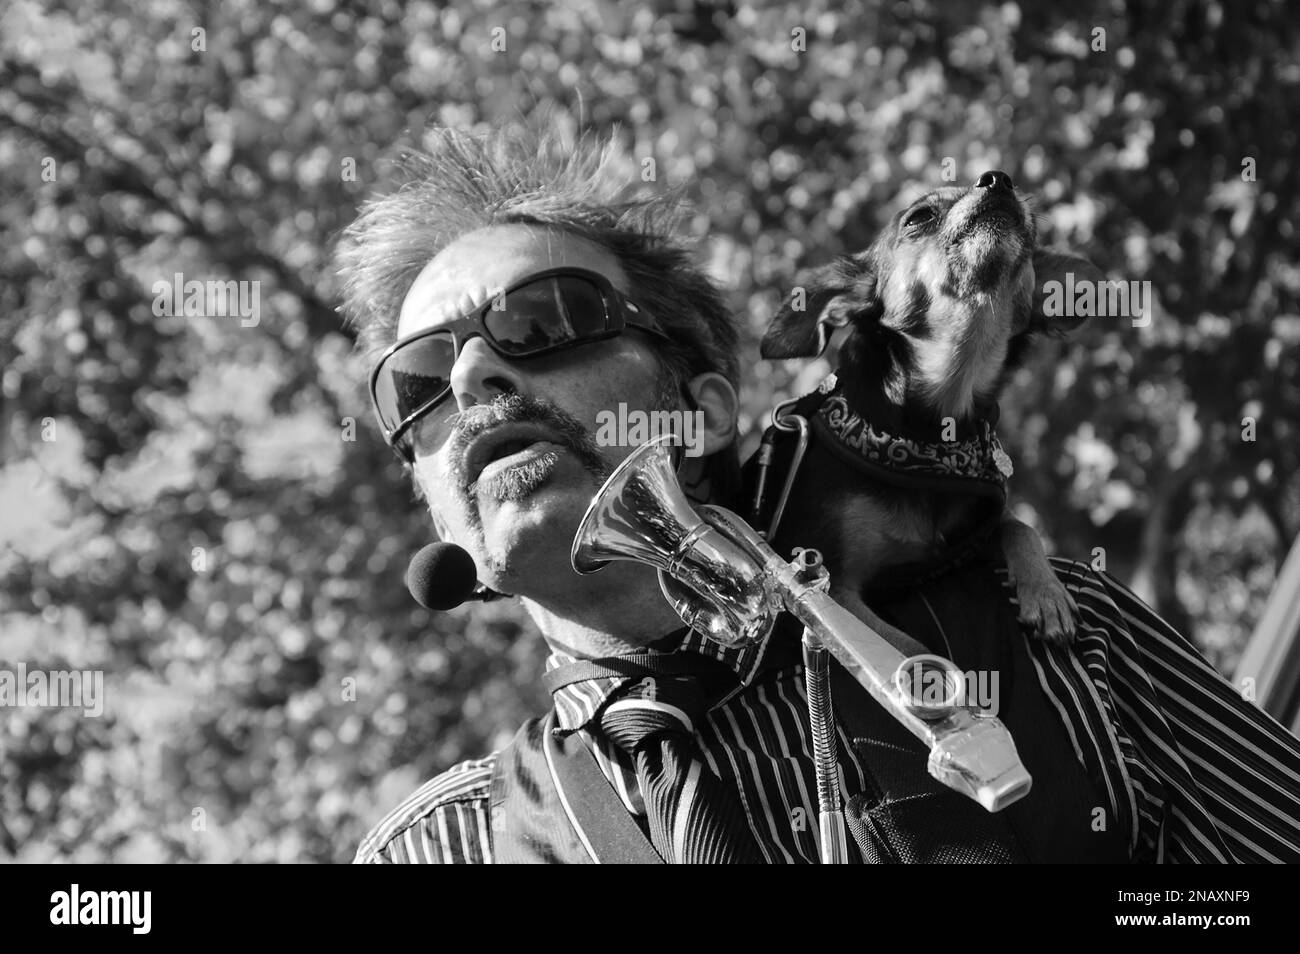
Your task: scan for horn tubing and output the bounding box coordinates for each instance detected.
[571,438,1033,812]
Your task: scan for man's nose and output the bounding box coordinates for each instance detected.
[448,335,522,411]
[975,170,1014,193]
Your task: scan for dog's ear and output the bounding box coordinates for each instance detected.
[760,258,876,359]
[1030,249,1106,336]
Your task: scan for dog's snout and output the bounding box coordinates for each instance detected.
[975,170,1014,193]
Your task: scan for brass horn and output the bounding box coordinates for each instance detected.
[571,435,1033,815]
[572,434,778,647]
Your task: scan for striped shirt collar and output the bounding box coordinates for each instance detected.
[544,622,778,734]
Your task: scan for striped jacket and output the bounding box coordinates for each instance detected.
[353,559,1300,863]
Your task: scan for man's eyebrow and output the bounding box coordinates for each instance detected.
[412,283,492,329]
[449,285,491,316]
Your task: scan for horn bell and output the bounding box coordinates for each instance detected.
[571,434,700,575]
[571,436,777,647]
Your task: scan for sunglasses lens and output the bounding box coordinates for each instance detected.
[374,333,456,435]
[486,276,609,353]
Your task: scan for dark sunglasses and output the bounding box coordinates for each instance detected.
[369,266,673,462]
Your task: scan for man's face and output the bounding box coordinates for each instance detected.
[395,224,670,594]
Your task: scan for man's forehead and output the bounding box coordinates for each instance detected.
[396,224,629,339]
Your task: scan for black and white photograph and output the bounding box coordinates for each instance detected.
[2,0,1299,907]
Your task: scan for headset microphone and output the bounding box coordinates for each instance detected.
[405,543,503,610]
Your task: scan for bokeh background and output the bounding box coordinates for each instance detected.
[2,0,1298,863]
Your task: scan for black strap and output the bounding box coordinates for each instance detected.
[542,714,665,864]
[542,652,735,694]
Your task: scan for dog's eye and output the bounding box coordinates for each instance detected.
[903,206,937,230]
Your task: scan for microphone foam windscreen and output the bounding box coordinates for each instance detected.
[406,542,479,611]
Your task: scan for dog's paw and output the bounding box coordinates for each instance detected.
[1014,574,1079,645]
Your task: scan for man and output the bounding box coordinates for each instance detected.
[337,125,1300,864]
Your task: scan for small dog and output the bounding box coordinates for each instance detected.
[760,170,1102,643]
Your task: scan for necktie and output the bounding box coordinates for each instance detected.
[598,675,763,864]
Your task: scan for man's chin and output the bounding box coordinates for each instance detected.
[473,453,604,580]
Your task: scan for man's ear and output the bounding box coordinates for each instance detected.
[1031,249,1106,336]
[760,257,876,359]
[682,371,738,458]
[675,371,739,502]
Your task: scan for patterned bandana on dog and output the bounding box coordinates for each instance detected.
[808,373,1012,505]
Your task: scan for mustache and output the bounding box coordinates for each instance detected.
[447,393,609,492]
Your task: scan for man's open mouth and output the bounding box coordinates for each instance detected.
[462,422,566,490]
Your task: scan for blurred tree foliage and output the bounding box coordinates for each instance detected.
[1,0,1297,862]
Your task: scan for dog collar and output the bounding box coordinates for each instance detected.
[809,373,1012,504]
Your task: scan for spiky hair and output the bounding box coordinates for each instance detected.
[333,122,739,393]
